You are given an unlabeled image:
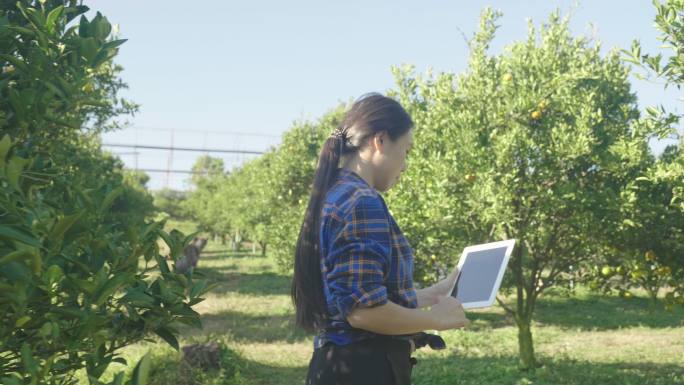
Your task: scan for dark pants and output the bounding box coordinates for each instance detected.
[305,337,415,385]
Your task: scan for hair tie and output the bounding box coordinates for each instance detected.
[330,128,345,140]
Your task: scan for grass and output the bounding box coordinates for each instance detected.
[94,240,684,385]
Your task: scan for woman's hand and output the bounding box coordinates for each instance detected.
[415,265,461,308]
[439,265,460,296]
[428,295,469,330]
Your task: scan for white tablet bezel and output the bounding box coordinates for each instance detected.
[447,239,516,309]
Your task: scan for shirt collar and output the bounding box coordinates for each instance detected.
[338,168,368,186]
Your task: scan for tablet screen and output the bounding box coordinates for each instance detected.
[452,246,509,303]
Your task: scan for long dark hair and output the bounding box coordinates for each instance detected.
[291,92,414,331]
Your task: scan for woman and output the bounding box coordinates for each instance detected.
[292,93,469,385]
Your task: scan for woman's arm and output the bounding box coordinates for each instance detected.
[347,296,469,334]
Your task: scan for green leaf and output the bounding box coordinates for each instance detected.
[41,80,66,99]
[64,5,90,23]
[45,5,64,33]
[93,48,117,68]
[108,372,125,385]
[168,304,200,317]
[99,186,124,215]
[50,212,83,241]
[189,279,208,298]
[102,39,127,51]
[68,276,96,295]
[0,134,11,168]
[120,290,155,308]
[140,221,162,240]
[23,6,46,30]
[15,315,30,328]
[78,15,90,37]
[92,12,112,40]
[0,249,34,267]
[127,353,150,385]
[0,225,41,247]
[45,264,64,284]
[93,273,134,306]
[157,230,175,253]
[21,343,38,376]
[81,98,110,107]
[6,155,29,190]
[154,254,170,274]
[79,37,98,62]
[7,25,36,36]
[0,15,9,34]
[153,328,179,351]
[7,89,25,121]
[0,376,21,385]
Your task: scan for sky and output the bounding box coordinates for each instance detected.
[89,0,682,190]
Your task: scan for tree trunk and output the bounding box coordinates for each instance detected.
[647,287,659,312]
[260,242,267,257]
[221,234,226,245]
[508,237,540,371]
[233,229,241,252]
[516,318,537,370]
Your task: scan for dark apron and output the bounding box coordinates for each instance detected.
[305,336,416,385]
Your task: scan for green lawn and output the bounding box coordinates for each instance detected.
[97,241,684,385]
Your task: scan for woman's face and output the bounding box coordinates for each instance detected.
[372,129,413,192]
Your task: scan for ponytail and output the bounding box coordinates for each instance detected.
[291,133,344,331]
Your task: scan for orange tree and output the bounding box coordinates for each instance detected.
[187,107,346,266]
[219,152,275,256]
[265,110,344,270]
[0,2,206,384]
[386,9,657,370]
[590,148,684,310]
[184,155,229,242]
[621,0,684,309]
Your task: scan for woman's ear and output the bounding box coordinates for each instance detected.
[371,131,387,152]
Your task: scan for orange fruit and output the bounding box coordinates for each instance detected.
[601,266,613,277]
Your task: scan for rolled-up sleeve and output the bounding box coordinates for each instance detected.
[325,195,391,320]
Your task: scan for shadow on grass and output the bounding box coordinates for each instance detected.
[180,310,309,344]
[461,293,684,332]
[533,293,684,330]
[411,353,684,385]
[239,361,308,385]
[465,310,515,331]
[199,251,267,261]
[196,269,291,296]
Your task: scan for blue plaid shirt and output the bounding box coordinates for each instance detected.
[314,168,418,349]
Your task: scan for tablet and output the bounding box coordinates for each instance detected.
[448,239,516,309]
